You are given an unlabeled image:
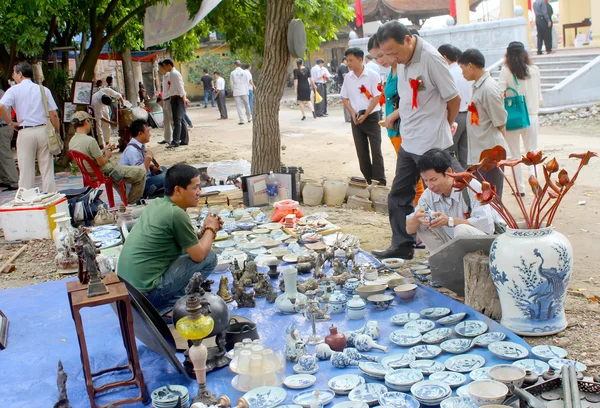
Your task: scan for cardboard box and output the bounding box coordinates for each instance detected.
[0,195,69,241]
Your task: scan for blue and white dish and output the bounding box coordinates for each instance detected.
[384,369,424,391]
[440,396,478,408]
[390,313,421,326]
[404,319,436,333]
[469,367,492,381]
[89,225,119,232]
[390,329,422,347]
[437,312,467,326]
[237,222,257,231]
[410,380,451,406]
[283,374,316,390]
[381,354,416,370]
[89,229,122,248]
[214,239,236,249]
[409,359,445,375]
[488,341,530,360]
[358,362,394,379]
[473,332,506,347]
[408,345,442,359]
[378,392,420,408]
[242,386,287,408]
[293,363,318,374]
[429,371,467,388]
[548,358,587,372]
[444,354,486,373]
[456,384,469,397]
[531,345,568,361]
[454,320,488,337]
[422,328,453,344]
[151,385,189,407]
[420,307,451,319]
[292,389,335,407]
[348,383,388,405]
[328,374,365,395]
[512,359,550,376]
[440,339,473,354]
[332,402,368,408]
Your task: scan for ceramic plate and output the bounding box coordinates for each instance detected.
[440,396,478,408]
[531,345,568,361]
[382,258,405,269]
[390,329,422,347]
[348,383,388,405]
[378,392,420,408]
[469,367,492,381]
[440,339,473,354]
[420,307,451,319]
[332,403,368,408]
[472,332,506,347]
[283,254,298,263]
[548,358,587,372]
[359,362,394,379]
[429,371,467,388]
[151,385,189,405]
[384,368,423,387]
[409,344,443,359]
[381,354,416,369]
[264,222,282,230]
[454,320,488,337]
[456,384,469,397]
[512,359,551,376]
[292,389,335,407]
[328,374,365,395]
[437,312,467,326]
[422,328,453,344]
[283,374,316,390]
[444,354,486,373]
[293,364,318,375]
[242,386,287,408]
[404,319,436,333]
[488,341,530,360]
[390,313,421,326]
[409,359,445,375]
[410,380,451,401]
[214,239,236,248]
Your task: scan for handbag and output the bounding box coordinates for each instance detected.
[390,93,401,133]
[504,75,530,131]
[39,84,63,155]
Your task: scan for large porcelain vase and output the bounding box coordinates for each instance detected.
[489,224,573,336]
[275,267,307,314]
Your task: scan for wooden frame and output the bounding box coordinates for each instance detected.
[71,81,93,105]
[0,310,8,350]
[63,102,77,123]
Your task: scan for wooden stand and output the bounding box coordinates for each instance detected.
[67,275,148,407]
[463,251,502,320]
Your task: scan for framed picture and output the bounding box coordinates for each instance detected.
[0,310,7,350]
[71,81,93,105]
[241,173,296,207]
[62,102,77,123]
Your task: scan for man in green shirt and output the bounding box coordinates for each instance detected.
[117,164,222,314]
[68,111,146,204]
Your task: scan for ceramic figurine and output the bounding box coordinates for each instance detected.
[253,274,271,298]
[331,272,352,287]
[324,325,346,352]
[265,283,277,303]
[285,322,307,363]
[232,258,241,276]
[53,216,78,275]
[315,343,333,361]
[523,370,539,386]
[345,247,355,267]
[232,283,255,308]
[309,390,323,408]
[217,276,233,303]
[298,278,319,294]
[330,351,359,369]
[240,260,258,287]
[354,334,388,353]
[332,258,346,276]
[313,258,325,280]
[324,246,335,267]
[343,347,379,362]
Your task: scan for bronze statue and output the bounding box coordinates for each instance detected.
[333,258,346,276]
[265,283,277,303]
[232,283,255,308]
[74,228,108,297]
[240,260,258,287]
[53,360,71,408]
[217,276,232,302]
[253,273,271,298]
[298,278,319,294]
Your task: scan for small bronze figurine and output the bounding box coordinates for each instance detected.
[53,360,71,408]
[253,274,271,298]
[232,283,256,308]
[217,276,232,302]
[239,260,258,287]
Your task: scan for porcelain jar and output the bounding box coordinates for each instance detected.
[302,183,324,206]
[323,179,348,206]
[370,186,390,205]
[489,224,573,336]
[324,325,346,352]
[275,267,308,314]
[345,184,370,200]
[344,278,359,294]
[346,295,367,320]
[328,290,347,314]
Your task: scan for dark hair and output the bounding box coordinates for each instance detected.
[296,58,303,69]
[14,62,34,79]
[457,49,485,68]
[438,44,460,62]
[130,119,148,138]
[106,76,113,84]
[95,80,102,87]
[342,56,347,62]
[367,36,380,52]
[344,47,364,60]
[377,21,411,45]
[203,68,208,73]
[213,71,220,76]
[242,63,250,70]
[157,60,165,67]
[316,58,324,64]
[162,58,174,67]
[409,28,420,37]
[164,164,200,196]
[505,41,531,80]
[234,60,242,67]
[418,148,453,174]
[101,95,112,105]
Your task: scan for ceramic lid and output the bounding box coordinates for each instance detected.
[347,295,367,307]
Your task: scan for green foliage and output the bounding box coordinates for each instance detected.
[45,67,71,107]
[187,51,242,90]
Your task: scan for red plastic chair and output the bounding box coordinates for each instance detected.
[67,150,128,208]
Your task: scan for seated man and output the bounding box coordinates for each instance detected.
[120,119,166,198]
[68,111,146,204]
[117,164,222,314]
[406,148,496,253]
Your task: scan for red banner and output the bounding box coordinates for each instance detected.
[356,0,364,27]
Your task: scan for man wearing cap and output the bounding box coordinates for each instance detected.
[311,58,332,117]
[160,58,189,148]
[68,111,146,204]
[0,62,59,193]
[91,87,124,147]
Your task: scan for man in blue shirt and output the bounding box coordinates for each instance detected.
[120,119,166,198]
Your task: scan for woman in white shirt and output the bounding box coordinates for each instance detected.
[498,41,543,196]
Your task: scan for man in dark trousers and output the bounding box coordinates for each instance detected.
[337,57,352,123]
[201,68,215,108]
[533,0,553,54]
[161,58,189,148]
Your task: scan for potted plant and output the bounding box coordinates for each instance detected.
[449,146,597,336]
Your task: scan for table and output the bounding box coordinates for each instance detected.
[563,20,592,47]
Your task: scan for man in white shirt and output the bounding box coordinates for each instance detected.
[311,58,332,117]
[340,47,386,186]
[0,89,18,191]
[365,54,381,76]
[157,61,172,145]
[0,62,60,193]
[230,60,252,125]
[213,71,228,120]
[438,44,472,169]
[242,63,256,111]
[91,87,124,147]
[161,58,189,148]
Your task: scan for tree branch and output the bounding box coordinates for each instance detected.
[90,7,97,36]
[97,0,120,34]
[102,1,156,44]
[42,16,58,62]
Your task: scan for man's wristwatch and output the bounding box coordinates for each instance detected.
[448,217,455,228]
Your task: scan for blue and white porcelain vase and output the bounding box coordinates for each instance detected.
[489,224,573,336]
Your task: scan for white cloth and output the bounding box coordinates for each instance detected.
[340,66,382,113]
[215,77,226,91]
[162,72,171,98]
[230,67,250,97]
[0,79,57,127]
[16,126,56,193]
[245,69,253,83]
[311,65,331,84]
[418,223,487,254]
[167,68,186,98]
[497,65,542,115]
[365,61,381,76]
[91,88,122,142]
[505,114,540,192]
[448,62,473,112]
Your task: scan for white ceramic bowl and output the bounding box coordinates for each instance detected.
[467,380,508,406]
[394,284,418,300]
[214,257,231,272]
[382,258,405,269]
[488,364,526,389]
[355,284,387,299]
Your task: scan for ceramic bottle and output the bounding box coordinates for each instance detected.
[309,390,323,408]
[315,343,333,361]
[275,267,307,314]
[343,347,379,362]
[330,351,359,369]
[523,370,539,386]
[354,334,389,353]
[346,295,367,320]
[324,325,346,352]
[542,369,559,381]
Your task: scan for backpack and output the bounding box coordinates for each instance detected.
[61,187,105,225]
[461,189,507,235]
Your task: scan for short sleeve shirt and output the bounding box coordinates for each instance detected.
[0,79,58,127]
[68,132,115,175]
[230,67,250,96]
[340,66,382,113]
[117,196,199,292]
[466,72,508,165]
[397,37,459,155]
[91,88,121,140]
[201,74,213,90]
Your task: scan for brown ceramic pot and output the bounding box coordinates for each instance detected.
[325,325,346,352]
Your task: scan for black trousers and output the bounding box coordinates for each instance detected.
[536,17,552,53]
[452,112,469,169]
[388,146,463,247]
[216,91,228,119]
[315,83,327,116]
[351,112,386,186]
[170,95,188,144]
[478,166,505,200]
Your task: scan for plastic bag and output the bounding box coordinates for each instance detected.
[315,91,323,104]
[271,199,304,222]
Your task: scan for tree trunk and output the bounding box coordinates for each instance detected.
[464,251,502,320]
[250,0,294,174]
[75,41,104,81]
[121,48,138,105]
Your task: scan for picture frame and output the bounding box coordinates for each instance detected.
[0,310,8,350]
[241,173,296,207]
[62,102,77,123]
[71,81,93,105]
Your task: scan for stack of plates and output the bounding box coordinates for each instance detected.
[410,380,451,406]
[151,385,189,408]
[384,368,423,392]
[358,362,394,380]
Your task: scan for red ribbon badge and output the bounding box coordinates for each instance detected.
[359,85,372,100]
[468,102,479,125]
[322,75,328,82]
[409,77,423,109]
[167,81,171,89]
[377,83,385,106]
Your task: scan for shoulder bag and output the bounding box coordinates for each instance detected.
[504,74,531,131]
[39,84,63,155]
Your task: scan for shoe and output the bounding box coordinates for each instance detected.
[301,116,306,121]
[371,245,414,260]
[2,185,18,192]
[537,52,543,55]
[204,106,208,109]
[180,142,189,146]
[546,51,554,54]
[312,111,317,119]
[323,113,329,117]
[157,140,168,145]
[218,117,225,120]
[166,142,180,148]
[248,119,252,123]
[238,122,244,125]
